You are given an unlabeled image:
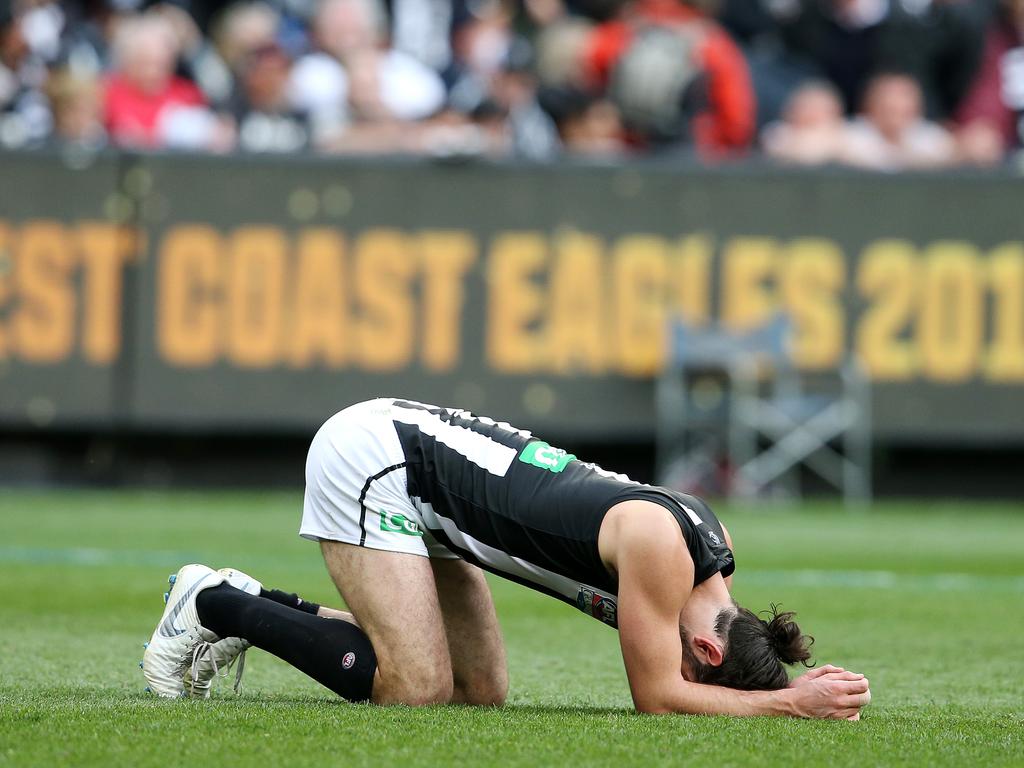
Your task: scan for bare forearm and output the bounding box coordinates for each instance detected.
[636,682,793,717]
[637,669,870,719]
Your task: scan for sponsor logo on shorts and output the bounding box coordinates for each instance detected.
[379,510,424,536]
[576,587,618,628]
[519,441,576,473]
[707,530,721,546]
[342,652,356,669]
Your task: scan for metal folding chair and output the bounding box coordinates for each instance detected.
[655,314,872,506]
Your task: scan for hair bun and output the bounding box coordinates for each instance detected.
[763,604,814,666]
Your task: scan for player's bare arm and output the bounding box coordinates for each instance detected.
[602,500,871,718]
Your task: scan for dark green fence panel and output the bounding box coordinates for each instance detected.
[0,151,131,428]
[2,151,1022,440]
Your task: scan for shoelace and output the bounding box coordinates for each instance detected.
[205,641,249,694]
[181,639,248,695]
[209,644,247,694]
[224,648,246,694]
[190,641,218,688]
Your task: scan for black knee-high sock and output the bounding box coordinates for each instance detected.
[258,588,320,615]
[196,584,377,702]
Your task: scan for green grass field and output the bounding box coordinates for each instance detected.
[1,491,1022,767]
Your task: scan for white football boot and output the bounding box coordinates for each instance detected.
[142,564,225,698]
[181,567,264,698]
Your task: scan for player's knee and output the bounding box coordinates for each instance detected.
[393,676,454,706]
[377,663,454,706]
[455,668,508,707]
[459,680,507,707]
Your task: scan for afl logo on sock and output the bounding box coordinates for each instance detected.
[342,652,356,669]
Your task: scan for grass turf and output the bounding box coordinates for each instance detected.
[0,491,1022,767]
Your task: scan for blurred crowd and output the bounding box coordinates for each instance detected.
[2,0,1023,168]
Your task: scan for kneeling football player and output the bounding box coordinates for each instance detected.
[142,398,870,719]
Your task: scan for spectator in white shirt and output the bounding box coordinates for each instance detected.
[288,0,445,150]
[838,72,957,170]
[762,80,847,165]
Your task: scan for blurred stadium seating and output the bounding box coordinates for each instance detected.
[1,0,1023,167]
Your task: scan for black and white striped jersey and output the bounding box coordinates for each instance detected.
[384,399,735,628]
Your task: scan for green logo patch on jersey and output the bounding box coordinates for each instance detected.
[519,441,576,473]
[380,511,423,536]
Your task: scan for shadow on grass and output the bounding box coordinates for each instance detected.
[43,688,637,718]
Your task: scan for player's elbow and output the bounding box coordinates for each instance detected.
[631,689,676,715]
[632,683,715,716]
[634,701,674,715]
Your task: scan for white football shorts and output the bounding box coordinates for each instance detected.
[299,398,459,559]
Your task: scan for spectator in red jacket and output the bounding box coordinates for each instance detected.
[955,0,1024,165]
[582,0,755,156]
[103,13,226,150]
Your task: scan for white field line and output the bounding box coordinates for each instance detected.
[0,546,1022,592]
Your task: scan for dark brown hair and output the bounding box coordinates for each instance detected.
[688,603,814,691]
